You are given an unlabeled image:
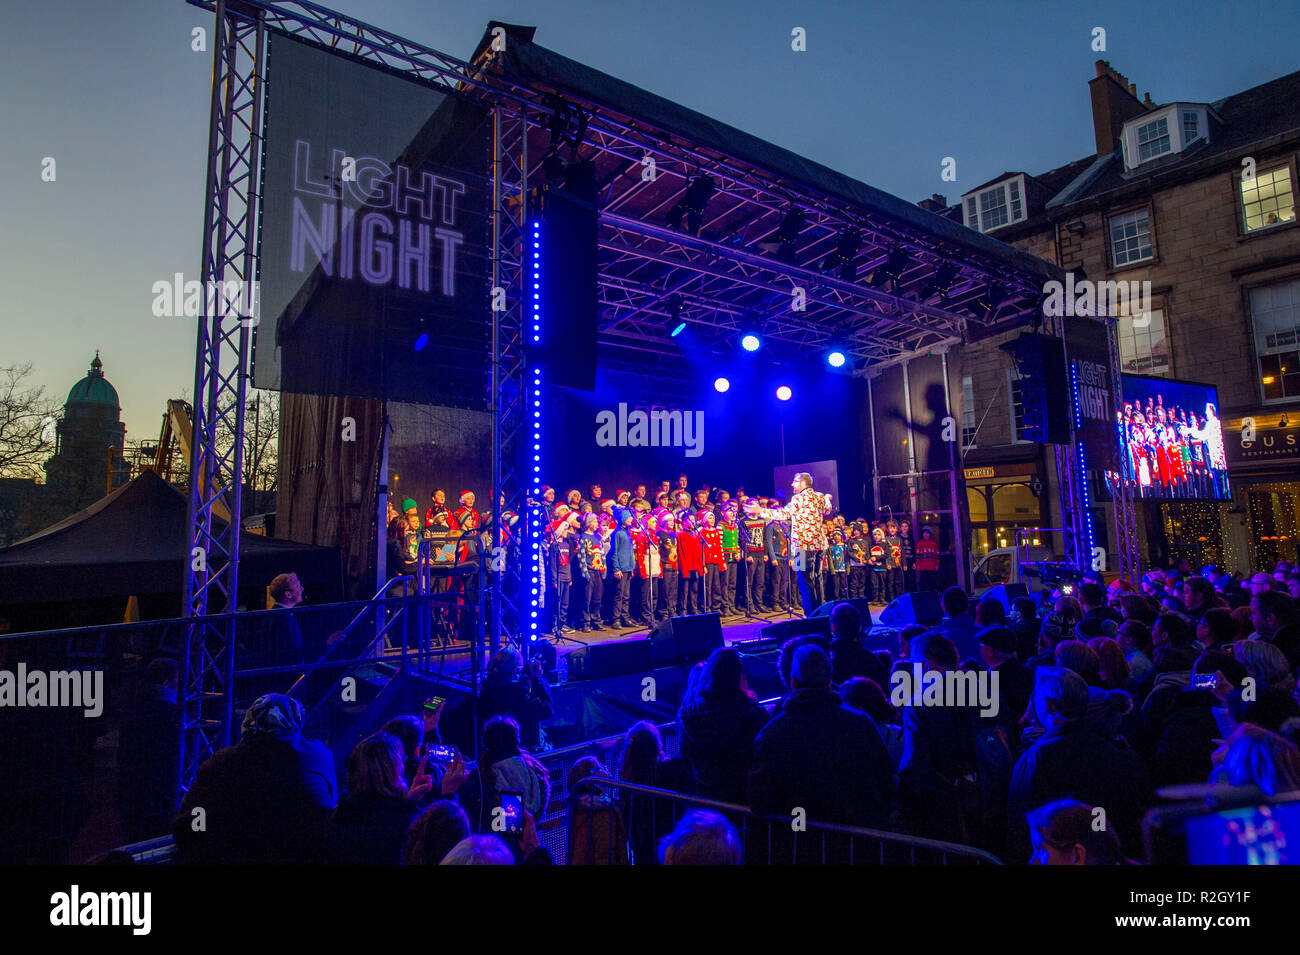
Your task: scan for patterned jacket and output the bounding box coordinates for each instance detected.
[752,488,831,553]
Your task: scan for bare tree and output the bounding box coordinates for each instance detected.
[244,390,279,497]
[0,363,58,480]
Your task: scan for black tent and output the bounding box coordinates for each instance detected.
[0,470,341,618]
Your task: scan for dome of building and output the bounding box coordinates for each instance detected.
[66,351,120,410]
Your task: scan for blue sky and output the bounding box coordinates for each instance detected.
[1,0,1295,439]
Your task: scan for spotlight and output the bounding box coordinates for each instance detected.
[413,333,429,351]
[666,294,686,337]
[714,377,730,393]
[741,333,761,352]
[827,350,846,368]
[821,229,861,282]
[776,385,792,401]
[760,207,806,263]
[668,175,715,236]
[972,284,1008,320]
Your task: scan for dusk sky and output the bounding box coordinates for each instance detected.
[2,0,1296,440]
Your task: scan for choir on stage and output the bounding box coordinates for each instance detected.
[386,475,943,636]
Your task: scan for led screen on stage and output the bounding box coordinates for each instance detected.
[1104,374,1230,501]
[256,34,492,407]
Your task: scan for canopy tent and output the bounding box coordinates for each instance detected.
[0,470,341,608]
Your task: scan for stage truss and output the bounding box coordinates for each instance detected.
[183,0,1114,791]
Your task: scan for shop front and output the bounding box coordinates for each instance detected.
[1223,410,1300,572]
[963,453,1051,562]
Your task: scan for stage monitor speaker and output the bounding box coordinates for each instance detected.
[810,597,875,627]
[759,616,832,643]
[877,591,943,628]
[650,612,724,665]
[566,637,653,681]
[980,583,1029,614]
[533,184,598,391]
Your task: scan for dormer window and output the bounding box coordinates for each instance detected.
[1121,104,1212,170]
[962,175,1026,233]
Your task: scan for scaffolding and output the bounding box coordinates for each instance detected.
[183,0,1077,791]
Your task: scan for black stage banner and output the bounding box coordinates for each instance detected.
[1064,316,1119,464]
[257,34,492,408]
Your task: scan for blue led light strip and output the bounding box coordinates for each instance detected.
[529,221,543,641]
[1071,362,1096,568]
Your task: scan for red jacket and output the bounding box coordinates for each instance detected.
[700,527,725,567]
[915,538,940,572]
[677,530,705,576]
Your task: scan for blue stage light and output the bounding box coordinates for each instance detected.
[827,350,846,368]
[776,385,792,401]
[741,333,761,352]
[414,333,429,351]
[670,321,687,337]
[714,377,730,393]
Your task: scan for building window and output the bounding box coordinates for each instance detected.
[1008,370,1028,443]
[961,375,977,449]
[1251,278,1300,402]
[1136,116,1171,163]
[1117,307,1170,376]
[1241,164,1296,234]
[1122,104,1211,170]
[1109,208,1154,267]
[962,176,1027,233]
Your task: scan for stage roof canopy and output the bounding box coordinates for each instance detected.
[470,21,1064,377]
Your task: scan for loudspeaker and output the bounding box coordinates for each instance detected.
[1001,333,1070,445]
[980,583,1029,614]
[566,637,653,681]
[877,590,943,627]
[810,597,875,627]
[650,612,724,665]
[759,616,832,643]
[532,184,598,391]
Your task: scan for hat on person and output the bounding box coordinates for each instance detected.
[977,626,1017,655]
[402,498,418,513]
[553,503,571,518]
[601,498,614,510]
[459,490,473,505]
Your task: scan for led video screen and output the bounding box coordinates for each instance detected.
[1105,374,1230,501]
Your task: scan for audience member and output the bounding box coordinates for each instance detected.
[677,647,771,804]
[658,810,743,865]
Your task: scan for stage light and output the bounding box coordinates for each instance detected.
[741,333,761,352]
[668,175,715,236]
[776,385,792,401]
[714,377,730,393]
[666,294,686,337]
[821,229,861,281]
[413,333,429,351]
[827,350,846,368]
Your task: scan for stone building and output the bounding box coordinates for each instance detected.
[947,60,1299,575]
[44,352,130,512]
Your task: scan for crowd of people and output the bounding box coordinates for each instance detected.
[165,556,1300,865]
[386,472,945,635]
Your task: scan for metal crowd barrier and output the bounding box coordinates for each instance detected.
[567,778,1003,866]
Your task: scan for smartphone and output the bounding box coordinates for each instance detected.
[1192,672,1217,691]
[498,790,524,835]
[422,696,447,712]
[425,744,457,762]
